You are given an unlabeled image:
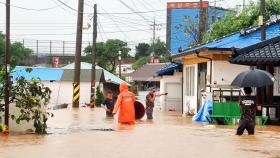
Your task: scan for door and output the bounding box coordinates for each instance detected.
[197,63,207,111]
[165,83,183,113]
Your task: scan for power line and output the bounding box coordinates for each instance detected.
[0,0,72,11]
[97,9,165,15]
[117,0,151,23]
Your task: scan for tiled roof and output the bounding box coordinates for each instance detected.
[229,36,280,66]
[172,19,280,58]
[131,63,168,81]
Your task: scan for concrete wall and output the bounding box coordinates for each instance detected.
[212,61,249,85]
[159,72,182,112]
[42,81,101,107]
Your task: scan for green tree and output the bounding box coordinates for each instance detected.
[176,15,200,46]
[203,0,280,41]
[0,68,52,134]
[95,86,104,107]
[0,32,33,67]
[83,39,131,73]
[132,56,150,70]
[150,38,169,57]
[135,43,150,59]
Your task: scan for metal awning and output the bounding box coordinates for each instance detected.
[156,62,182,76]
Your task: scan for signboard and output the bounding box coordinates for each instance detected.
[167,2,209,9]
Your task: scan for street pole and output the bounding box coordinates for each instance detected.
[257,0,266,105]
[90,4,97,108]
[152,17,155,54]
[118,50,122,78]
[260,0,266,41]
[198,0,205,43]
[4,0,11,127]
[72,0,84,108]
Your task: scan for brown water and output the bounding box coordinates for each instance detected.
[0,108,280,158]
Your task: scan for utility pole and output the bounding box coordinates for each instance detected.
[257,0,266,105]
[152,17,156,54]
[118,50,122,78]
[198,0,206,43]
[150,17,161,63]
[243,0,246,10]
[214,0,217,21]
[90,4,97,108]
[4,0,11,127]
[260,0,266,41]
[72,0,84,108]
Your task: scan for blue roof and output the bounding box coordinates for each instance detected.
[156,62,182,76]
[13,66,63,81]
[173,20,280,57]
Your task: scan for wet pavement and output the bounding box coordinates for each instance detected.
[0,108,280,158]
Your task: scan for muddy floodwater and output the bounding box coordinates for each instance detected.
[0,108,280,158]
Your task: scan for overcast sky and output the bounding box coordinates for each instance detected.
[0,0,256,54]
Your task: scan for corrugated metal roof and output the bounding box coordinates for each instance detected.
[156,62,182,76]
[60,69,104,82]
[172,19,280,58]
[13,66,63,81]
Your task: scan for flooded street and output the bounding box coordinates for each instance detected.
[0,108,280,158]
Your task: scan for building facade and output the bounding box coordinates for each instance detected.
[166,1,228,54]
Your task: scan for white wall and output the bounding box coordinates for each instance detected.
[183,64,198,115]
[159,72,182,112]
[43,81,101,107]
[212,61,249,85]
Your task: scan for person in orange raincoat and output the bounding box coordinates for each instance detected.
[112,82,136,124]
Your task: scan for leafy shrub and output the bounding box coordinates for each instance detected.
[95,86,104,107]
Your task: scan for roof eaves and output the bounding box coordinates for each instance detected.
[172,19,280,59]
[233,36,280,56]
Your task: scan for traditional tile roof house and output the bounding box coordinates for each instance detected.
[230,36,280,65]
[230,36,280,125]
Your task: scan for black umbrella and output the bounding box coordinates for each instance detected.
[231,69,275,87]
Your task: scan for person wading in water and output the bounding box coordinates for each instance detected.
[112,82,136,125]
[236,87,261,135]
[146,88,167,120]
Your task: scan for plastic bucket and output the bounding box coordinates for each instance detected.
[134,101,145,119]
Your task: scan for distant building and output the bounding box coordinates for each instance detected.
[115,63,134,82]
[166,1,228,54]
[131,63,168,91]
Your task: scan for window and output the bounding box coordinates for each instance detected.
[186,66,195,96]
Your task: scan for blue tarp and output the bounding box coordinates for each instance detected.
[192,100,213,122]
[156,62,181,76]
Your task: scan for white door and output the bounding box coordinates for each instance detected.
[165,83,182,113]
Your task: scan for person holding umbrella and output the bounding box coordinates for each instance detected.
[236,87,261,135]
[231,69,275,135]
